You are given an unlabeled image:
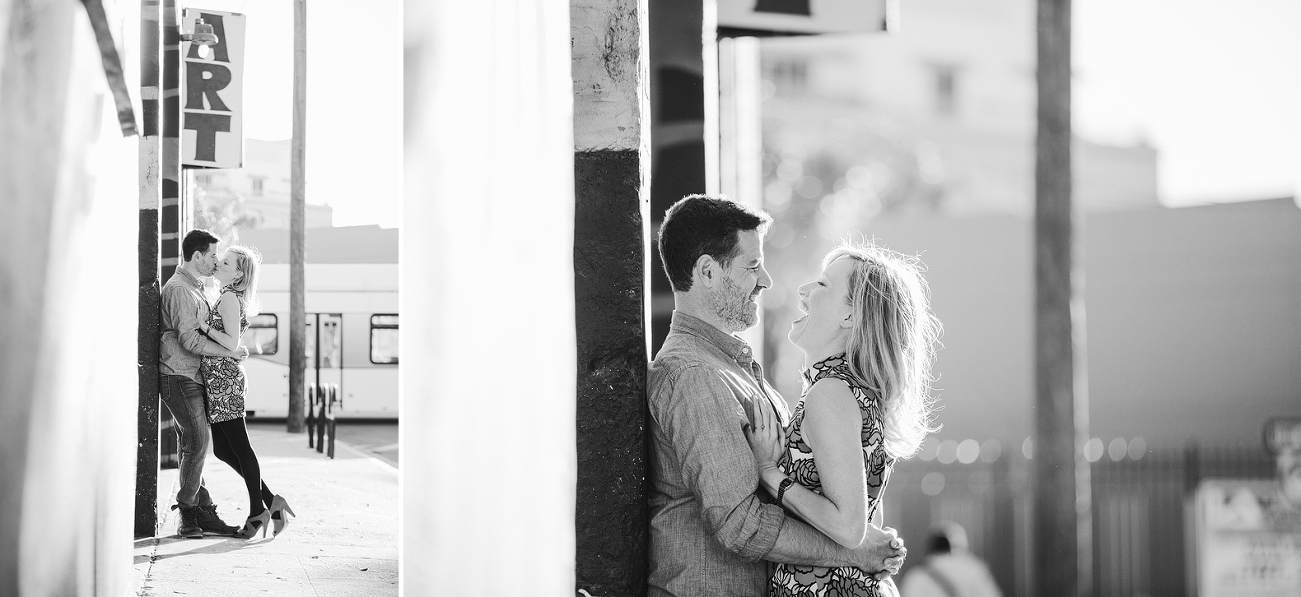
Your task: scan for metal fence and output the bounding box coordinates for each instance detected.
[886,443,1275,597]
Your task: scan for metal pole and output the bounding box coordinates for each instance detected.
[1033,0,1092,595]
[135,0,163,539]
[287,0,307,433]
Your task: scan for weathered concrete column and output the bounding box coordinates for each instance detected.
[402,1,577,594]
[1,1,141,594]
[136,0,163,539]
[571,1,651,595]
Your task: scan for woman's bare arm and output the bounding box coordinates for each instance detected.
[203,293,244,353]
[755,378,869,548]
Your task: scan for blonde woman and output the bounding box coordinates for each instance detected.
[746,243,941,597]
[199,245,295,539]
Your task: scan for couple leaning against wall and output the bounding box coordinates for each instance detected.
[157,230,295,540]
[647,194,941,597]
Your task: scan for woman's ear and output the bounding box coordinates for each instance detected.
[840,309,855,329]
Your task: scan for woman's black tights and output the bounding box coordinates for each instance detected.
[210,418,275,516]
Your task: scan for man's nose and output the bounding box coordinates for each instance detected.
[758,267,772,289]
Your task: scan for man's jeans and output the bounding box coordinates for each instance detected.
[159,374,213,507]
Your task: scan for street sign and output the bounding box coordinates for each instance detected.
[718,0,896,35]
[1193,479,1301,597]
[181,9,245,169]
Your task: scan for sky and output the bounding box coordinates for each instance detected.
[191,0,1296,224]
[189,0,402,228]
[1074,0,1300,204]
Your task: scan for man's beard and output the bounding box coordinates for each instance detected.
[710,275,758,333]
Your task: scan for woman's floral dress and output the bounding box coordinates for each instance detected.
[200,289,249,424]
[771,354,898,597]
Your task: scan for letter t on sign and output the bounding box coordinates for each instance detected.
[183,113,232,162]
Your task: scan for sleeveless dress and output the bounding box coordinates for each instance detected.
[771,354,899,597]
[200,289,249,424]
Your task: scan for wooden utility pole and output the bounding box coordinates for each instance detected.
[288,0,307,433]
[1033,0,1092,596]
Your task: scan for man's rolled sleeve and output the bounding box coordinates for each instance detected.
[164,287,230,357]
[662,365,786,561]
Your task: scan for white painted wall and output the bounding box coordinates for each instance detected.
[402,1,577,594]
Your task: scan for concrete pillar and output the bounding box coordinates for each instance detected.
[136,0,162,539]
[402,1,576,594]
[571,1,651,595]
[0,0,141,595]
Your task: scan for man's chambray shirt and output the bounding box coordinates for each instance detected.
[648,312,792,597]
[159,267,230,383]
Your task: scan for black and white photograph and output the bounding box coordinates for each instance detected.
[1,0,1298,596]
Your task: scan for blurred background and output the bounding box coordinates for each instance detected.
[647,1,1300,595]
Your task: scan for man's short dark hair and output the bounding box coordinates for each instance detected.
[181,229,220,262]
[657,194,771,292]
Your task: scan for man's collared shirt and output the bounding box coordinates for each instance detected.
[159,267,228,383]
[648,311,791,597]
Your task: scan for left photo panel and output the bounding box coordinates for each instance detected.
[0,0,401,595]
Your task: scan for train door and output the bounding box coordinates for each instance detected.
[306,313,344,409]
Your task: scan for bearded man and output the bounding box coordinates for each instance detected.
[647,194,906,597]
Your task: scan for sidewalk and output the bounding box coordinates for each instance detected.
[133,426,399,596]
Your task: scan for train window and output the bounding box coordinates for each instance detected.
[370,314,399,364]
[247,314,278,355]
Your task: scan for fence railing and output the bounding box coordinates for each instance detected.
[305,382,341,458]
[887,443,1274,597]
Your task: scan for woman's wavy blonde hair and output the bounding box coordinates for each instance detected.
[223,244,262,316]
[824,242,941,459]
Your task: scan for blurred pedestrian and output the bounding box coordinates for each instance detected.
[158,229,246,537]
[647,195,906,597]
[199,245,295,538]
[899,522,1003,597]
[747,242,942,597]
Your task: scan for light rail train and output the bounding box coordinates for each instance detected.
[238,263,398,419]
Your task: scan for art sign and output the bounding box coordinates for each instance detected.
[181,9,245,169]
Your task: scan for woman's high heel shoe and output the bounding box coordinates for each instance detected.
[269,495,296,537]
[237,509,273,539]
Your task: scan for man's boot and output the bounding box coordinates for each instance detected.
[171,504,203,539]
[193,504,240,536]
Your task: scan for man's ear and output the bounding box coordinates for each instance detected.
[693,254,717,289]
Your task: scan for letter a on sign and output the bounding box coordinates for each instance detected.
[181,9,246,169]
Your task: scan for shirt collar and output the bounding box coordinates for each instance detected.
[174,266,204,290]
[669,311,755,364]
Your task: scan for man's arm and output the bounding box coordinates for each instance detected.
[659,366,786,562]
[766,515,902,573]
[164,286,242,358]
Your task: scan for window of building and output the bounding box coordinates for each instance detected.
[195,173,212,187]
[247,314,278,355]
[370,314,399,364]
[932,64,960,117]
[252,176,265,196]
[766,58,808,94]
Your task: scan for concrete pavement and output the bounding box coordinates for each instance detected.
[133,425,398,596]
